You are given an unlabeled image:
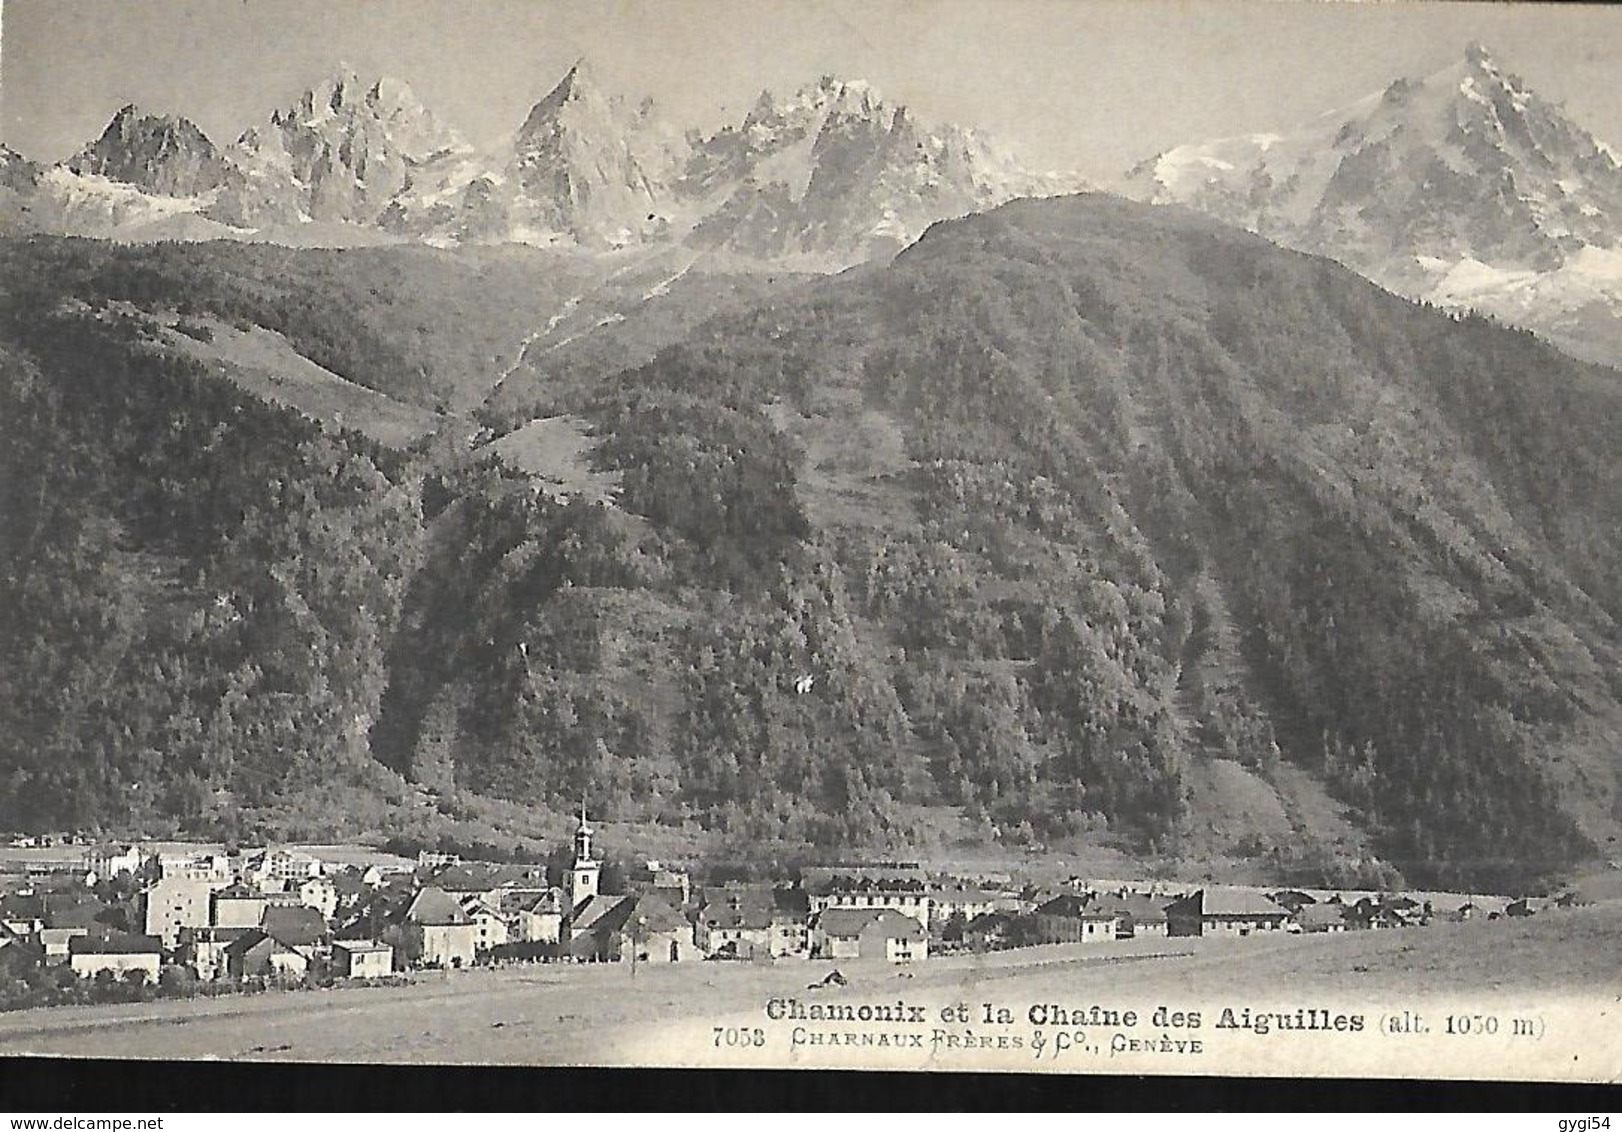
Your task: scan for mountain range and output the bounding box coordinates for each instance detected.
[1119,44,1622,368]
[6,191,1622,891]
[6,43,1622,892]
[1,61,1086,266]
[8,46,1622,365]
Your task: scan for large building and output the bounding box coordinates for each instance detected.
[402,886,478,969]
[142,875,217,948]
[804,867,932,932]
[1032,894,1119,944]
[68,932,162,979]
[1165,890,1292,937]
[810,908,927,963]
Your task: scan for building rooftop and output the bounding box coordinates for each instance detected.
[69,931,162,955]
[261,905,329,947]
[1035,893,1117,920]
[403,886,471,926]
[1190,889,1289,918]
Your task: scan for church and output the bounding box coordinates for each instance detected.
[563,807,693,964]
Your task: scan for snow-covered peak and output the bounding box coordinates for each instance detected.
[1118,42,1622,368]
[805,75,886,118]
[297,62,368,119]
[743,75,895,138]
[220,64,471,226]
[1125,43,1622,263]
[18,60,1087,265]
[366,75,419,112]
[683,72,1086,263]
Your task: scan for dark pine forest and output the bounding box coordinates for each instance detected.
[4,195,1622,892]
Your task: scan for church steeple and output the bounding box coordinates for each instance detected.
[567,802,600,912]
[574,801,594,862]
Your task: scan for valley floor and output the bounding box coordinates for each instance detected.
[2,903,1617,1081]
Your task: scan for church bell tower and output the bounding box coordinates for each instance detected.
[567,803,600,912]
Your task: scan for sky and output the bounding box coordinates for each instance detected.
[4,0,1622,179]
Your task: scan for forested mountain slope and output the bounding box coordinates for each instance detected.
[5,194,1621,891]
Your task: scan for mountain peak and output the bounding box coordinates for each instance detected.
[297,62,376,118]
[67,104,234,199]
[367,74,423,112]
[102,104,194,134]
[329,60,364,87]
[804,75,885,114]
[549,58,600,103]
[1463,41,1498,71]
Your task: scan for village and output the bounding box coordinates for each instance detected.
[0,810,1586,1013]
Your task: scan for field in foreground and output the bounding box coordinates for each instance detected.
[0,903,1617,1080]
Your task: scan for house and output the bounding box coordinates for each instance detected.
[430,862,551,908]
[1090,892,1170,939]
[769,888,811,957]
[223,929,309,981]
[811,908,927,963]
[0,934,45,979]
[211,885,270,930]
[1033,894,1120,944]
[36,926,90,964]
[296,876,339,920]
[506,888,564,945]
[259,904,330,959]
[1166,890,1292,937]
[694,884,814,960]
[1345,897,1408,930]
[81,844,143,883]
[328,870,369,913]
[696,885,775,960]
[963,911,1019,951]
[810,908,869,960]
[403,886,478,969]
[426,863,507,903]
[460,895,509,952]
[142,875,216,947]
[619,896,694,964]
[176,926,252,980]
[35,894,115,963]
[1293,904,1348,933]
[0,893,45,937]
[332,940,394,979]
[337,877,415,944]
[237,848,324,893]
[644,862,691,907]
[1269,890,1318,914]
[155,851,233,884]
[68,931,162,980]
